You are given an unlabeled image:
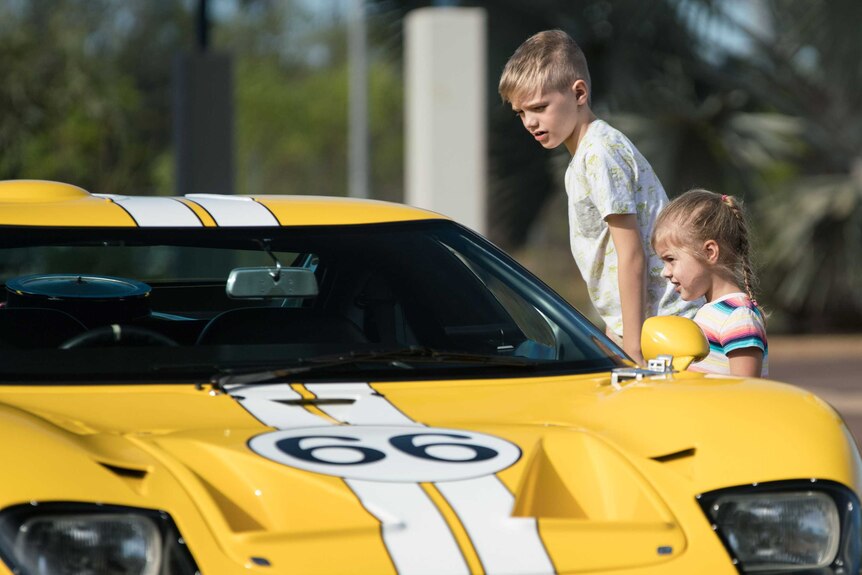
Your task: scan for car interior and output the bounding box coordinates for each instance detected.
[0,222,615,379]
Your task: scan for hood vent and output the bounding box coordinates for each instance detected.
[651,448,696,463]
[99,463,148,479]
[276,398,355,407]
[97,462,150,496]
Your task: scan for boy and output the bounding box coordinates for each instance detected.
[499,29,698,365]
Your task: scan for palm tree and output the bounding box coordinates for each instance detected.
[675,0,862,330]
[735,0,862,330]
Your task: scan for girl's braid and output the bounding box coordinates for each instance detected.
[722,195,758,307]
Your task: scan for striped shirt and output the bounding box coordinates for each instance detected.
[690,293,768,377]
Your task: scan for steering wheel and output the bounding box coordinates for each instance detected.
[60,325,180,349]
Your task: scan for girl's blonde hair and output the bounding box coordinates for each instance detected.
[652,189,759,305]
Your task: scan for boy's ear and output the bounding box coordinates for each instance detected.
[571,79,589,105]
[703,240,720,264]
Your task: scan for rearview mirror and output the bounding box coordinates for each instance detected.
[226,267,318,299]
[641,316,709,371]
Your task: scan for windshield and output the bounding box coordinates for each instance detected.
[0,221,626,382]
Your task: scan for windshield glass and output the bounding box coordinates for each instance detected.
[0,221,626,382]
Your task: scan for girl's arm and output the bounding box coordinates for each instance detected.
[727,348,764,377]
[722,306,767,377]
[607,214,645,365]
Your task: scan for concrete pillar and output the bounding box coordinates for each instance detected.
[405,8,487,234]
[348,0,369,199]
[173,52,235,196]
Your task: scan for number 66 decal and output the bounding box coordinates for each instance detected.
[249,426,522,482]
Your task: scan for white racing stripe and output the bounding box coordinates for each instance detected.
[437,477,554,575]
[228,382,555,575]
[347,480,470,575]
[185,194,279,226]
[93,195,203,226]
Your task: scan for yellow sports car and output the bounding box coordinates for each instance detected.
[0,179,858,575]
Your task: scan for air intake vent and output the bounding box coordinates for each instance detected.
[651,448,696,463]
[99,463,148,480]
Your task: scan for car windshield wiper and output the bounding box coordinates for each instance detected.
[212,346,539,387]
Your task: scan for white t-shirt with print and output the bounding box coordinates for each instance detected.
[564,119,699,336]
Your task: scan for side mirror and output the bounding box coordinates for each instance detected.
[641,316,709,371]
[226,267,318,299]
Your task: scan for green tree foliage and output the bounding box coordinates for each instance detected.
[0,0,188,194]
[725,0,862,330]
[232,46,403,200]
[0,0,403,201]
[214,0,403,200]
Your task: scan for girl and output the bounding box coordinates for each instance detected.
[652,189,767,377]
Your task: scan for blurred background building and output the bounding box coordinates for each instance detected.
[1,0,860,335]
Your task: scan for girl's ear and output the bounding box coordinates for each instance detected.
[703,240,720,264]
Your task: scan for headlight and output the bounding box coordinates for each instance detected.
[0,503,199,575]
[698,480,861,574]
[710,492,838,569]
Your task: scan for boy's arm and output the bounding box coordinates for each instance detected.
[606,214,646,365]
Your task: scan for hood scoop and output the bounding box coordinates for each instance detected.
[514,431,675,523]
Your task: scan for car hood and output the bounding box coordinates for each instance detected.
[0,370,857,575]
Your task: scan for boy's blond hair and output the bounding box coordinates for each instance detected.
[498,29,591,104]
